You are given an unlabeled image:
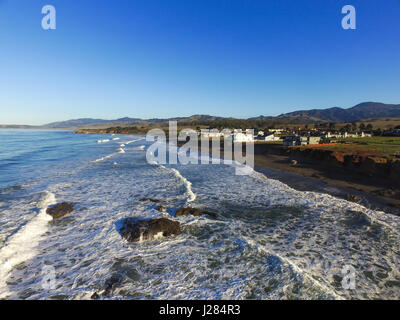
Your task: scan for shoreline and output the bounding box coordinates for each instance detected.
[254,161,398,215]
[252,144,400,215]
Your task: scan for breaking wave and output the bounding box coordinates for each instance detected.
[0,191,55,298]
[169,168,196,203]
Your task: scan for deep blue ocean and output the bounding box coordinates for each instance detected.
[0,129,399,299]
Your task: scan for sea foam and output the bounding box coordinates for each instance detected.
[0,191,55,298]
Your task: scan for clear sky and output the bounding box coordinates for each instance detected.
[0,0,399,125]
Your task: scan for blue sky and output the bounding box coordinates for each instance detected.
[0,0,399,125]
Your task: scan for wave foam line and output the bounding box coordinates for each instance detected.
[170,168,196,203]
[93,154,115,162]
[125,138,144,145]
[0,191,56,298]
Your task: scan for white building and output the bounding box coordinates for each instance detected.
[233,132,254,143]
[263,134,281,141]
[360,132,372,138]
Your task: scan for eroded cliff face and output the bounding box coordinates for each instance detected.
[285,147,400,185]
[75,129,110,134]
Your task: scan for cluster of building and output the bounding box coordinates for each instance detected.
[197,129,281,143]
[181,128,373,145]
[282,136,321,146]
[323,132,372,139]
[282,131,372,146]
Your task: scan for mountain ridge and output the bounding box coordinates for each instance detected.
[271,102,400,123]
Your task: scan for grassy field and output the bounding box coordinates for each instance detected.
[301,137,400,159]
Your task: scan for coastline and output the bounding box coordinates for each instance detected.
[253,155,399,215]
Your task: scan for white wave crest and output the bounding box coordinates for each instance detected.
[0,191,56,298]
[93,154,115,162]
[169,168,196,203]
[125,138,143,145]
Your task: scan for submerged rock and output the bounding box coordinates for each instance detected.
[119,217,181,242]
[46,202,74,219]
[200,210,218,218]
[103,273,124,296]
[91,292,99,300]
[175,207,202,217]
[156,205,166,212]
[138,198,161,203]
[175,207,218,218]
[345,194,361,202]
[375,189,396,198]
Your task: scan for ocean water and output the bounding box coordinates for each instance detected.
[0,129,399,300]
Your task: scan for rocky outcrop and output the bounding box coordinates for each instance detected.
[46,203,74,219]
[119,217,181,242]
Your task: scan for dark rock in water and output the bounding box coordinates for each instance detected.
[375,189,396,198]
[175,207,202,217]
[46,202,74,219]
[201,210,218,218]
[157,205,166,212]
[345,194,361,202]
[103,273,124,296]
[175,207,218,218]
[119,217,181,242]
[138,198,161,203]
[91,292,99,300]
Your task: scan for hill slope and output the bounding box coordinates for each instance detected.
[274,102,400,122]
